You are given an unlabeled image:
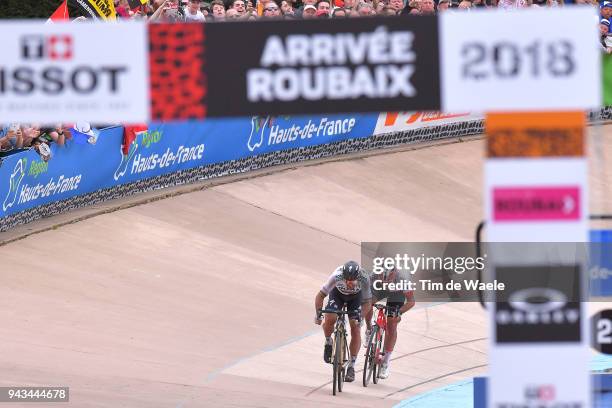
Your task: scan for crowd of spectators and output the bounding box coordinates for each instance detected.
[0,123,98,161]
[0,124,68,161]
[0,0,610,161]
[119,0,610,21]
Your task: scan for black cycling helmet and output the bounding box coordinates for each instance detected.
[342,261,360,280]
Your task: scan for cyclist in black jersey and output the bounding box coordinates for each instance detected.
[314,261,371,383]
[362,267,415,379]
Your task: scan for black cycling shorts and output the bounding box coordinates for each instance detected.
[326,287,362,321]
[372,289,405,317]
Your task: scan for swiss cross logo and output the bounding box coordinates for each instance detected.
[21,34,73,60]
[525,385,556,402]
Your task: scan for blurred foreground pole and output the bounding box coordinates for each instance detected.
[604,54,612,107]
[484,112,589,408]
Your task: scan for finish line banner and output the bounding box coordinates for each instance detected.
[0,8,601,123]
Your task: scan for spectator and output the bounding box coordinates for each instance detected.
[317,0,332,14]
[381,5,398,13]
[300,0,319,11]
[230,0,246,15]
[420,0,435,12]
[603,2,612,23]
[211,0,226,19]
[184,0,206,20]
[152,1,184,21]
[116,0,133,17]
[281,0,295,15]
[437,0,450,10]
[38,125,67,148]
[201,3,212,16]
[601,19,612,53]
[263,1,282,17]
[388,0,404,12]
[332,6,347,15]
[498,0,529,9]
[374,0,386,13]
[225,7,241,17]
[343,0,358,9]
[458,0,472,8]
[357,1,374,14]
[544,0,562,6]
[0,125,21,152]
[302,4,318,16]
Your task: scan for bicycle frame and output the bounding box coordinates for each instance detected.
[335,312,350,369]
[363,303,389,386]
[319,307,351,395]
[373,306,387,363]
[375,306,387,332]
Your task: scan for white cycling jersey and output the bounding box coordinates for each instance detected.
[321,266,372,298]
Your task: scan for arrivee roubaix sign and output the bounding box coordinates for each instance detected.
[205,16,440,116]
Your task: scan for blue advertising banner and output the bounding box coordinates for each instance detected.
[0,113,378,219]
[589,230,612,298]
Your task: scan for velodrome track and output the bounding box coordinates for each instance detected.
[0,126,610,407]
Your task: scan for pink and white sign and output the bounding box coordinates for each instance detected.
[493,186,580,222]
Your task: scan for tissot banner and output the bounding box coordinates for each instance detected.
[0,21,148,124]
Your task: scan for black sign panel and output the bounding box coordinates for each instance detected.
[206,16,440,117]
[591,309,612,355]
[495,265,582,344]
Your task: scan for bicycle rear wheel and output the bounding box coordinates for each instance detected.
[363,326,378,387]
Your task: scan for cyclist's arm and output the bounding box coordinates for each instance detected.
[362,297,373,330]
[315,290,326,312]
[399,291,415,315]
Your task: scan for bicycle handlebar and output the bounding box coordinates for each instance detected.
[319,309,349,315]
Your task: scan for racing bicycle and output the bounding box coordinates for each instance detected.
[319,307,351,396]
[363,303,397,387]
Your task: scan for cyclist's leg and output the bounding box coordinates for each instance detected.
[377,299,401,378]
[345,294,361,383]
[383,301,403,355]
[362,295,376,348]
[347,293,362,359]
[322,289,341,363]
[362,292,379,331]
[323,288,341,337]
[382,297,403,357]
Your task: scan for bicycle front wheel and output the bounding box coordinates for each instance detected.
[332,333,340,396]
[337,331,346,393]
[373,329,384,384]
[363,326,378,387]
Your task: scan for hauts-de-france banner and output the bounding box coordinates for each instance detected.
[0,113,378,219]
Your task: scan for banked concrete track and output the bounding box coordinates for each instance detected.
[0,127,610,407]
